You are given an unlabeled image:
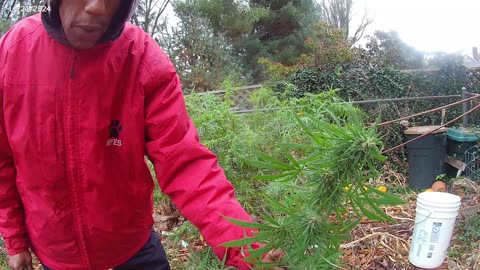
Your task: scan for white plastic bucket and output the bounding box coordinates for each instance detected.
[408,192,461,269]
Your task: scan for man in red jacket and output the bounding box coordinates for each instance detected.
[0,0,283,269]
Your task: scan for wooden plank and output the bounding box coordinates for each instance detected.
[445,156,467,170]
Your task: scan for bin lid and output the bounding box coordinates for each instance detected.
[404,125,447,135]
[447,128,480,142]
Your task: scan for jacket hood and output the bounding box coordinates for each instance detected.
[41,0,139,47]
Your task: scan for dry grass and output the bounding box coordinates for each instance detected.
[1,172,478,270]
[338,173,479,270]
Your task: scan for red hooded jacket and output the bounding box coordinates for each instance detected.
[0,5,255,270]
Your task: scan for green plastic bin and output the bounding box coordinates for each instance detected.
[446,128,479,160]
[404,126,447,190]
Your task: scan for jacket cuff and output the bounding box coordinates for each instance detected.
[4,236,29,256]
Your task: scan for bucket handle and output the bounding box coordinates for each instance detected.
[415,211,433,225]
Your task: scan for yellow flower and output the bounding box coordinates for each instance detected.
[376,186,387,193]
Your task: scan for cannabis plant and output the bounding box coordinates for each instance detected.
[222,98,404,269]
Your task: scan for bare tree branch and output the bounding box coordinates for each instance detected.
[350,9,373,45]
[133,0,171,39]
[321,0,371,44]
[150,0,170,36]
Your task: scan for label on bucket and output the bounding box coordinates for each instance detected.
[429,222,442,243]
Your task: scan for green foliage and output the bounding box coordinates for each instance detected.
[0,237,7,269]
[165,0,323,84]
[365,31,424,69]
[185,91,243,177]
[168,221,202,246]
[184,86,357,213]
[288,68,325,98]
[180,90,369,269]
[163,2,245,91]
[457,215,480,244]
[194,0,269,42]
[449,214,480,263]
[303,22,354,68]
[258,25,480,174]
[221,98,405,269]
[0,19,13,36]
[179,248,235,270]
[165,221,234,270]
[238,0,320,81]
[335,63,410,100]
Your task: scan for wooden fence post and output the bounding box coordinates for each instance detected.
[462,87,470,127]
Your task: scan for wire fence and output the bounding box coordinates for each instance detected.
[192,85,473,116]
[465,145,480,182]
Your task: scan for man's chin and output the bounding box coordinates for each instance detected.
[70,41,98,50]
[66,35,99,50]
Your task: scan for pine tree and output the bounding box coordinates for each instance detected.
[243,0,321,81]
[160,1,244,91]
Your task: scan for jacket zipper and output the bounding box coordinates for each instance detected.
[70,52,77,78]
[66,50,92,269]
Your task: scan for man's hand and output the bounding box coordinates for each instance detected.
[8,251,33,270]
[262,249,287,270]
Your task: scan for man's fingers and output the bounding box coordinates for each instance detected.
[264,249,287,270]
[11,264,24,270]
[8,260,21,270]
[270,249,285,260]
[12,262,28,270]
[8,252,33,270]
[265,249,285,262]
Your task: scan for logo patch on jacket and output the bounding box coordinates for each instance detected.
[107,120,122,147]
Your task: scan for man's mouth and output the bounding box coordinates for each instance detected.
[72,24,105,42]
[76,24,104,33]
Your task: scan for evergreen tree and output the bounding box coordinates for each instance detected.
[366,31,424,69]
[244,0,320,81]
[165,0,321,83]
[160,1,244,91]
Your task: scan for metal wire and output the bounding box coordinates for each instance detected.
[465,145,480,182]
[382,102,480,154]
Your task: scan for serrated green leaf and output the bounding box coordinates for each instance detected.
[262,194,295,215]
[369,187,406,205]
[256,171,297,182]
[222,216,273,230]
[221,237,259,248]
[355,198,383,221]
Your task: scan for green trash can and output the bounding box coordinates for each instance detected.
[404,126,447,190]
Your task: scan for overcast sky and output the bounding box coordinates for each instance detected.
[351,0,480,54]
[162,0,479,55]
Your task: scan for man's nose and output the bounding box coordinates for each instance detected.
[85,0,107,16]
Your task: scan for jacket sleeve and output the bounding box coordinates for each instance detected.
[0,67,29,255]
[142,41,257,269]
